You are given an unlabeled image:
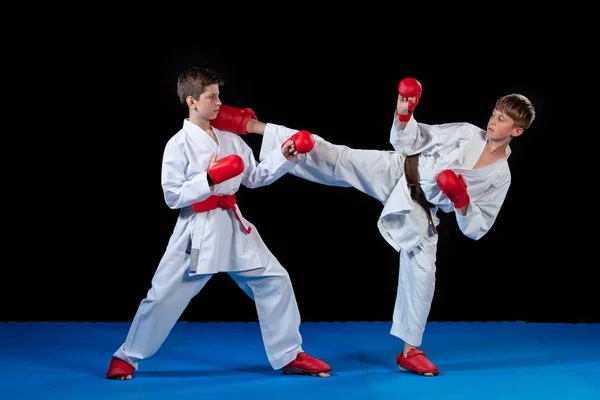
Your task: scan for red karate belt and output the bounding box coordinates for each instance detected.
[191,194,251,233]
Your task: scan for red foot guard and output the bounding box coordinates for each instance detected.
[106,357,135,379]
[396,349,439,376]
[283,352,332,377]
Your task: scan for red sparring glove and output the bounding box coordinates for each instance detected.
[207,155,244,185]
[211,104,257,134]
[397,77,422,122]
[436,169,469,208]
[283,130,315,154]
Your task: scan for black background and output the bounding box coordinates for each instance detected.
[6,11,596,325]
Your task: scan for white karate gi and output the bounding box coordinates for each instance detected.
[258,113,511,347]
[113,119,305,370]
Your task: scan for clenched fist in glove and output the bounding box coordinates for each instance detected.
[284,130,315,154]
[397,77,422,122]
[207,154,244,186]
[211,104,257,134]
[436,169,469,208]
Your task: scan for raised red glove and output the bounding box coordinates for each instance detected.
[436,169,469,208]
[397,77,422,122]
[284,130,315,154]
[207,155,244,185]
[211,104,257,134]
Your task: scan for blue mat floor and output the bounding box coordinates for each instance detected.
[0,321,598,399]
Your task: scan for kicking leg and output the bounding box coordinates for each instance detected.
[259,123,404,204]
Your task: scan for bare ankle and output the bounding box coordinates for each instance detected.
[403,343,417,356]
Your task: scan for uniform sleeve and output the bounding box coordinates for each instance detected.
[233,134,297,189]
[389,113,475,157]
[161,139,213,209]
[455,173,511,240]
[389,113,438,155]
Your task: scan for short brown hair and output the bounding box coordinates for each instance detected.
[176,67,224,105]
[495,94,536,131]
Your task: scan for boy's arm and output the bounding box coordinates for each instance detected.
[390,78,439,154]
[211,105,315,156]
[438,170,511,240]
[213,106,315,189]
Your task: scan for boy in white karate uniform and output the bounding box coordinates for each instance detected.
[106,67,332,380]
[211,78,536,376]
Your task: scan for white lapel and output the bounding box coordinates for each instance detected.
[183,119,219,153]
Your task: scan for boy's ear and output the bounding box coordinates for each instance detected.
[186,96,195,108]
[512,127,524,137]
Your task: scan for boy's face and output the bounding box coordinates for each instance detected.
[487,108,524,140]
[190,83,222,120]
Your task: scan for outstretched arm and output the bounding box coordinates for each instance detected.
[231,133,298,189]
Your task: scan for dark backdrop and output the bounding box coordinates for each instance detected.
[6,16,595,325]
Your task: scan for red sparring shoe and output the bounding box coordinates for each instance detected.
[396,348,439,376]
[283,352,332,377]
[106,357,135,379]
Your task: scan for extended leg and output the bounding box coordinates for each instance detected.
[259,123,404,204]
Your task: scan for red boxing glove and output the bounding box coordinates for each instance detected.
[284,130,315,154]
[397,77,422,122]
[436,169,469,208]
[211,104,257,134]
[207,155,244,185]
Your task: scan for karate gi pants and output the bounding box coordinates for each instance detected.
[112,222,304,370]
